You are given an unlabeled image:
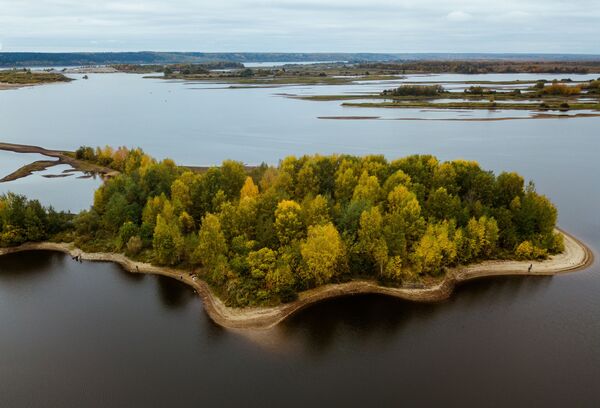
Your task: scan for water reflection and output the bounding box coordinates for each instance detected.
[273,276,555,355]
[0,250,62,282]
[155,275,195,309]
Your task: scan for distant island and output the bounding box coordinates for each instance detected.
[0,69,71,90]
[1,145,592,328]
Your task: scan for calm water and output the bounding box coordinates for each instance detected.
[0,74,599,406]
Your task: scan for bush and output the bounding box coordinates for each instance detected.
[126,236,143,256]
[515,241,548,260]
[382,85,445,97]
[540,83,581,96]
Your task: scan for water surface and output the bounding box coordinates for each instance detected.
[0,73,599,407]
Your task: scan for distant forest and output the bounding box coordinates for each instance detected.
[1,52,600,68]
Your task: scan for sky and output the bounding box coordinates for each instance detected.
[0,0,598,53]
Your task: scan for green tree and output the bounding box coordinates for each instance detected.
[247,248,277,279]
[152,214,184,265]
[302,194,330,227]
[195,213,228,270]
[353,170,381,203]
[357,207,388,274]
[274,200,304,246]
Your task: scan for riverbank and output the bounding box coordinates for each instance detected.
[0,230,593,330]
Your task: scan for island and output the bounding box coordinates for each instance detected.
[0,146,593,329]
[298,80,600,115]
[0,69,72,91]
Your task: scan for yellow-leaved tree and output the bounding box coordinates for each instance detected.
[300,223,346,286]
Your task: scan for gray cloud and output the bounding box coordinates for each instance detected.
[0,0,598,52]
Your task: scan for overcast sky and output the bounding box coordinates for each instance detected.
[0,0,598,53]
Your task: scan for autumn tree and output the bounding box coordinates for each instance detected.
[300,223,346,286]
[195,213,228,271]
[274,200,304,246]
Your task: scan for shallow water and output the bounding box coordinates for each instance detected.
[0,73,599,406]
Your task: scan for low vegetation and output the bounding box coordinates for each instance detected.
[382,85,445,97]
[112,62,244,74]
[0,69,71,84]
[357,60,600,74]
[1,147,564,308]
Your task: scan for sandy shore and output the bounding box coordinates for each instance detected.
[0,83,35,91]
[0,230,593,330]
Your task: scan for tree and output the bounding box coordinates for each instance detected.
[384,185,425,258]
[296,160,320,198]
[382,170,411,196]
[334,164,358,203]
[240,176,259,199]
[302,194,330,227]
[265,264,296,300]
[357,207,388,274]
[171,175,192,213]
[411,221,457,275]
[494,172,524,207]
[300,223,346,286]
[274,200,304,246]
[247,248,277,280]
[179,211,195,234]
[118,221,139,250]
[152,214,184,265]
[195,213,228,270]
[353,170,381,203]
[220,160,247,200]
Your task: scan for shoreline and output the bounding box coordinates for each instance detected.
[0,230,593,330]
[0,142,119,182]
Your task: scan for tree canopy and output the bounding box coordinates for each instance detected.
[2,149,564,307]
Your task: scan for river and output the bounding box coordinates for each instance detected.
[0,73,599,406]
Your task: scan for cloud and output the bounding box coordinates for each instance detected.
[0,0,598,52]
[446,11,472,22]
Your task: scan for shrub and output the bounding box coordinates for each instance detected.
[126,236,143,256]
[382,85,445,97]
[515,241,547,260]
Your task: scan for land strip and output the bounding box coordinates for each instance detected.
[0,142,118,182]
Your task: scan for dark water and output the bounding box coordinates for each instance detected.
[1,251,598,407]
[1,73,600,406]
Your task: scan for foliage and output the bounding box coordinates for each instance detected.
[0,193,71,247]
[382,85,445,97]
[0,69,71,84]
[3,149,563,307]
[538,82,581,96]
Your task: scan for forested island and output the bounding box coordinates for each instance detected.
[1,147,569,310]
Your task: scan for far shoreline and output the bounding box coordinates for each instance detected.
[0,229,593,330]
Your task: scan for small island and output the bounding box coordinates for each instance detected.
[0,147,593,329]
[0,69,72,90]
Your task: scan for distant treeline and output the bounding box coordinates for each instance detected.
[2,52,600,68]
[112,62,244,74]
[358,60,600,74]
